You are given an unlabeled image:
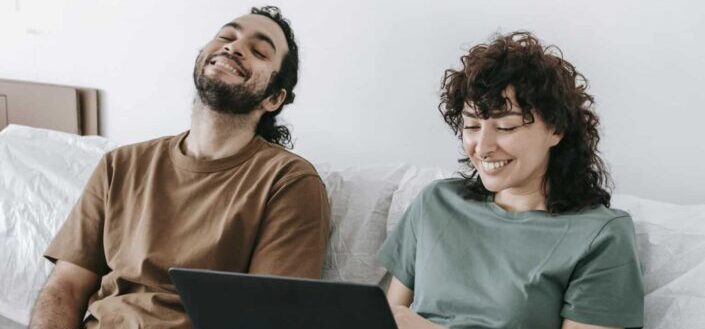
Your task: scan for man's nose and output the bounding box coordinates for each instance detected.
[223,40,245,58]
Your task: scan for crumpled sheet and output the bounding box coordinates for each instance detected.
[0,125,116,325]
[1,124,704,328]
[612,194,705,328]
[0,313,24,329]
[386,172,705,329]
[317,163,410,286]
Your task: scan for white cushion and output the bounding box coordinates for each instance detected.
[2,125,704,329]
[385,170,705,329]
[316,163,409,285]
[612,194,705,328]
[386,166,453,233]
[0,125,116,325]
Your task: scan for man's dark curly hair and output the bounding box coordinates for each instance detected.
[439,31,612,213]
[251,6,298,148]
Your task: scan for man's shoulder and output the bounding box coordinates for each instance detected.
[105,134,180,163]
[254,139,320,178]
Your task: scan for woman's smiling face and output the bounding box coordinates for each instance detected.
[462,85,563,196]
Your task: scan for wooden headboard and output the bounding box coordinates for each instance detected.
[0,79,99,135]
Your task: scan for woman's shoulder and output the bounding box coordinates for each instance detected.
[419,177,466,196]
[563,205,635,239]
[413,177,488,211]
[566,205,631,222]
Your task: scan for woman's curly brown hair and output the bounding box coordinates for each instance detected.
[439,31,612,213]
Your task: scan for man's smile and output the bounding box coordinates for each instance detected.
[207,56,248,79]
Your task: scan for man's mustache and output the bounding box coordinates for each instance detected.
[203,52,250,79]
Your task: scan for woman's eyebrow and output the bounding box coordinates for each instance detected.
[461,110,522,118]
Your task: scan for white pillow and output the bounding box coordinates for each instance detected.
[387,174,705,329]
[316,163,410,285]
[4,125,703,329]
[386,166,454,233]
[0,125,116,325]
[612,194,705,329]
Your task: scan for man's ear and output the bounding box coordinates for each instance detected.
[261,89,287,113]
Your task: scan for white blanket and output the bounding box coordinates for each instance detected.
[0,125,116,325]
[1,124,703,328]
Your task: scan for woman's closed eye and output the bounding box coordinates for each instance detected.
[463,126,519,132]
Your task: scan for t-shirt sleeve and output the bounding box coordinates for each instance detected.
[44,154,110,275]
[377,193,422,290]
[561,215,644,328]
[248,174,331,279]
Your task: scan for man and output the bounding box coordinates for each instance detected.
[29,6,330,329]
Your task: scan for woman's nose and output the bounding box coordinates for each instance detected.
[474,127,498,158]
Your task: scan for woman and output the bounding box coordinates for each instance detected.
[378,32,644,329]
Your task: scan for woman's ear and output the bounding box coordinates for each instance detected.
[550,130,564,147]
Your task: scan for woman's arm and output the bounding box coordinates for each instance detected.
[390,278,625,329]
[387,277,414,306]
[387,277,445,329]
[561,319,621,329]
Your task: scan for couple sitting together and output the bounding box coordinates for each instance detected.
[29,5,644,329]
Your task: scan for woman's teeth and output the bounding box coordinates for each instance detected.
[481,160,510,171]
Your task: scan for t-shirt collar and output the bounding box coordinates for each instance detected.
[169,131,265,173]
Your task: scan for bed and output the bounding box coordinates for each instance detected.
[0,79,102,328]
[1,81,704,328]
[0,79,99,136]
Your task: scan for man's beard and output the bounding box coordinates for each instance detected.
[193,53,271,115]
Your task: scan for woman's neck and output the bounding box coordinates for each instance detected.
[493,186,547,212]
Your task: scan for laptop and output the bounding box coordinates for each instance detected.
[168,267,398,329]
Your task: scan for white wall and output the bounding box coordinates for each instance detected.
[2,0,704,204]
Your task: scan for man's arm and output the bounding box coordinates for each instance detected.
[248,174,330,278]
[30,260,100,329]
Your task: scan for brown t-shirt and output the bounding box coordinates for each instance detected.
[44,132,331,329]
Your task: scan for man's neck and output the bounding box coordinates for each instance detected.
[182,100,260,160]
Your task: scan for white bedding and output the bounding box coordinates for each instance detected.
[385,171,705,328]
[612,194,705,328]
[0,125,116,325]
[0,314,24,329]
[1,124,703,328]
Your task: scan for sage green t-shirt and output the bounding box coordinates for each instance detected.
[378,178,644,329]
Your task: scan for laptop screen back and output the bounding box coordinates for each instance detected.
[169,267,398,329]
